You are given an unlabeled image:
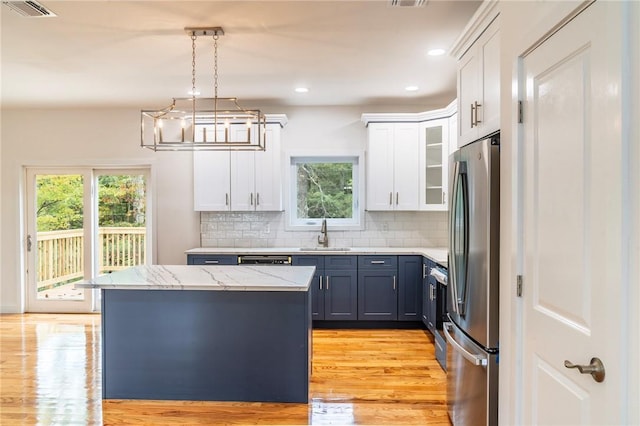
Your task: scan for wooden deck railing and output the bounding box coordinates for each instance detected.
[37,227,146,290]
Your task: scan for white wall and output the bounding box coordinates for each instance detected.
[0,103,450,313]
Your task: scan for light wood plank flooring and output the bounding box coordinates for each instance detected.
[0,314,448,425]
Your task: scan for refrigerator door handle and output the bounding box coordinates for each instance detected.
[449,162,460,314]
[449,160,468,315]
[443,323,487,366]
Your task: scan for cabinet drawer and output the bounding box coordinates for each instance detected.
[358,255,398,269]
[324,255,357,270]
[187,254,238,265]
[292,255,325,269]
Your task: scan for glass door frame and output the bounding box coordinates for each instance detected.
[24,166,152,313]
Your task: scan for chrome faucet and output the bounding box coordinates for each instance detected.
[318,219,329,247]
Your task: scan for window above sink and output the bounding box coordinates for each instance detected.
[285,151,365,231]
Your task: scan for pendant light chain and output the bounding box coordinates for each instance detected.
[213,33,219,99]
[191,33,197,97]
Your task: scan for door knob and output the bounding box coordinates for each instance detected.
[564,357,605,383]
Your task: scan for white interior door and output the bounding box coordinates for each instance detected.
[521,2,625,424]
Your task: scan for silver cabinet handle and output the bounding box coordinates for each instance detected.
[225,193,229,206]
[326,276,330,290]
[443,323,487,366]
[396,192,399,205]
[470,103,475,128]
[256,193,260,206]
[204,260,219,264]
[371,260,385,264]
[442,191,445,204]
[393,276,396,291]
[250,193,254,205]
[565,358,605,383]
[474,101,482,124]
[422,263,427,279]
[389,192,393,205]
[319,275,323,290]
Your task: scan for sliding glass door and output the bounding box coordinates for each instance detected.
[25,167,150,313]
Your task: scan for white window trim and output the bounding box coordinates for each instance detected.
[285,150,365,231]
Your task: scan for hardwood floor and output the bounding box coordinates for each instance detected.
[0,314,449,425]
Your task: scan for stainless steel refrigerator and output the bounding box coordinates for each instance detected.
[444,133,499,426]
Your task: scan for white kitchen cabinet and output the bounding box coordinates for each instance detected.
[455,15,500,146]
[419,118,449,211]
[193,127,231,211]
[194,119,286,212]
[230,125,282,211]
[366,123,419,211]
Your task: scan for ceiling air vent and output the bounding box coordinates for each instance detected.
[2,0,56,17]
[390,0,427,7]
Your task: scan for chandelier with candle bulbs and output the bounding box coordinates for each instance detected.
[140,27,266,151]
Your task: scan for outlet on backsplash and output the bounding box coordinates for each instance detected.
[200,211,447,248]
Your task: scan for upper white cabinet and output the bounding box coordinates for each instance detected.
[194,116,287,211]
[419,118,449,211]
[230,125,282,211]
[452,2,500,146]
[365,122,420,211]
[362,101,456,211]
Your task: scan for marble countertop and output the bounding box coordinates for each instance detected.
[185,247,448,267]
[75,265,315,292]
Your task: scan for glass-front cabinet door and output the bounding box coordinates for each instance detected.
[419,118,449,211]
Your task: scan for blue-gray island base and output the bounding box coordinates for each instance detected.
[77,265,314,403]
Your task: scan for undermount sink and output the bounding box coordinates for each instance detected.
[299,247,351,252]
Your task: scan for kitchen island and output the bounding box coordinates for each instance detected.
[76,265,315,403]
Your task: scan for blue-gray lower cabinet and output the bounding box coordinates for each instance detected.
[292,255,325,320]
[293,255,357,321]
[187,254,238,265]
[358,255,398,320]
[101,288,311,403]
[422,257,435,329]
[324,269,358,320]
[357,269,397,320]
[398,256,423,321]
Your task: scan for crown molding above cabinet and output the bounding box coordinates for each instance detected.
[361,99,457,126]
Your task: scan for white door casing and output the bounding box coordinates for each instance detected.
[521,2,625,424]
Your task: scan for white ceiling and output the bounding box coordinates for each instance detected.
[1,0,481,110]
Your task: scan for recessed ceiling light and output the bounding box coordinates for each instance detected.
[405,86,419,92]
[295,87,309,93]
[428,48,446,56]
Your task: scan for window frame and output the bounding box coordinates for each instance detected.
[286,151,365,231]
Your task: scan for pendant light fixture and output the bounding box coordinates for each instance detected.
[140,27,266,151]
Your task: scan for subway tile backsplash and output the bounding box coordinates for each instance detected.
[200,211,448,248]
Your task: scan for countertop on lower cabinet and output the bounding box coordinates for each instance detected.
[185,247,448,267]
[76,264,315,291]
